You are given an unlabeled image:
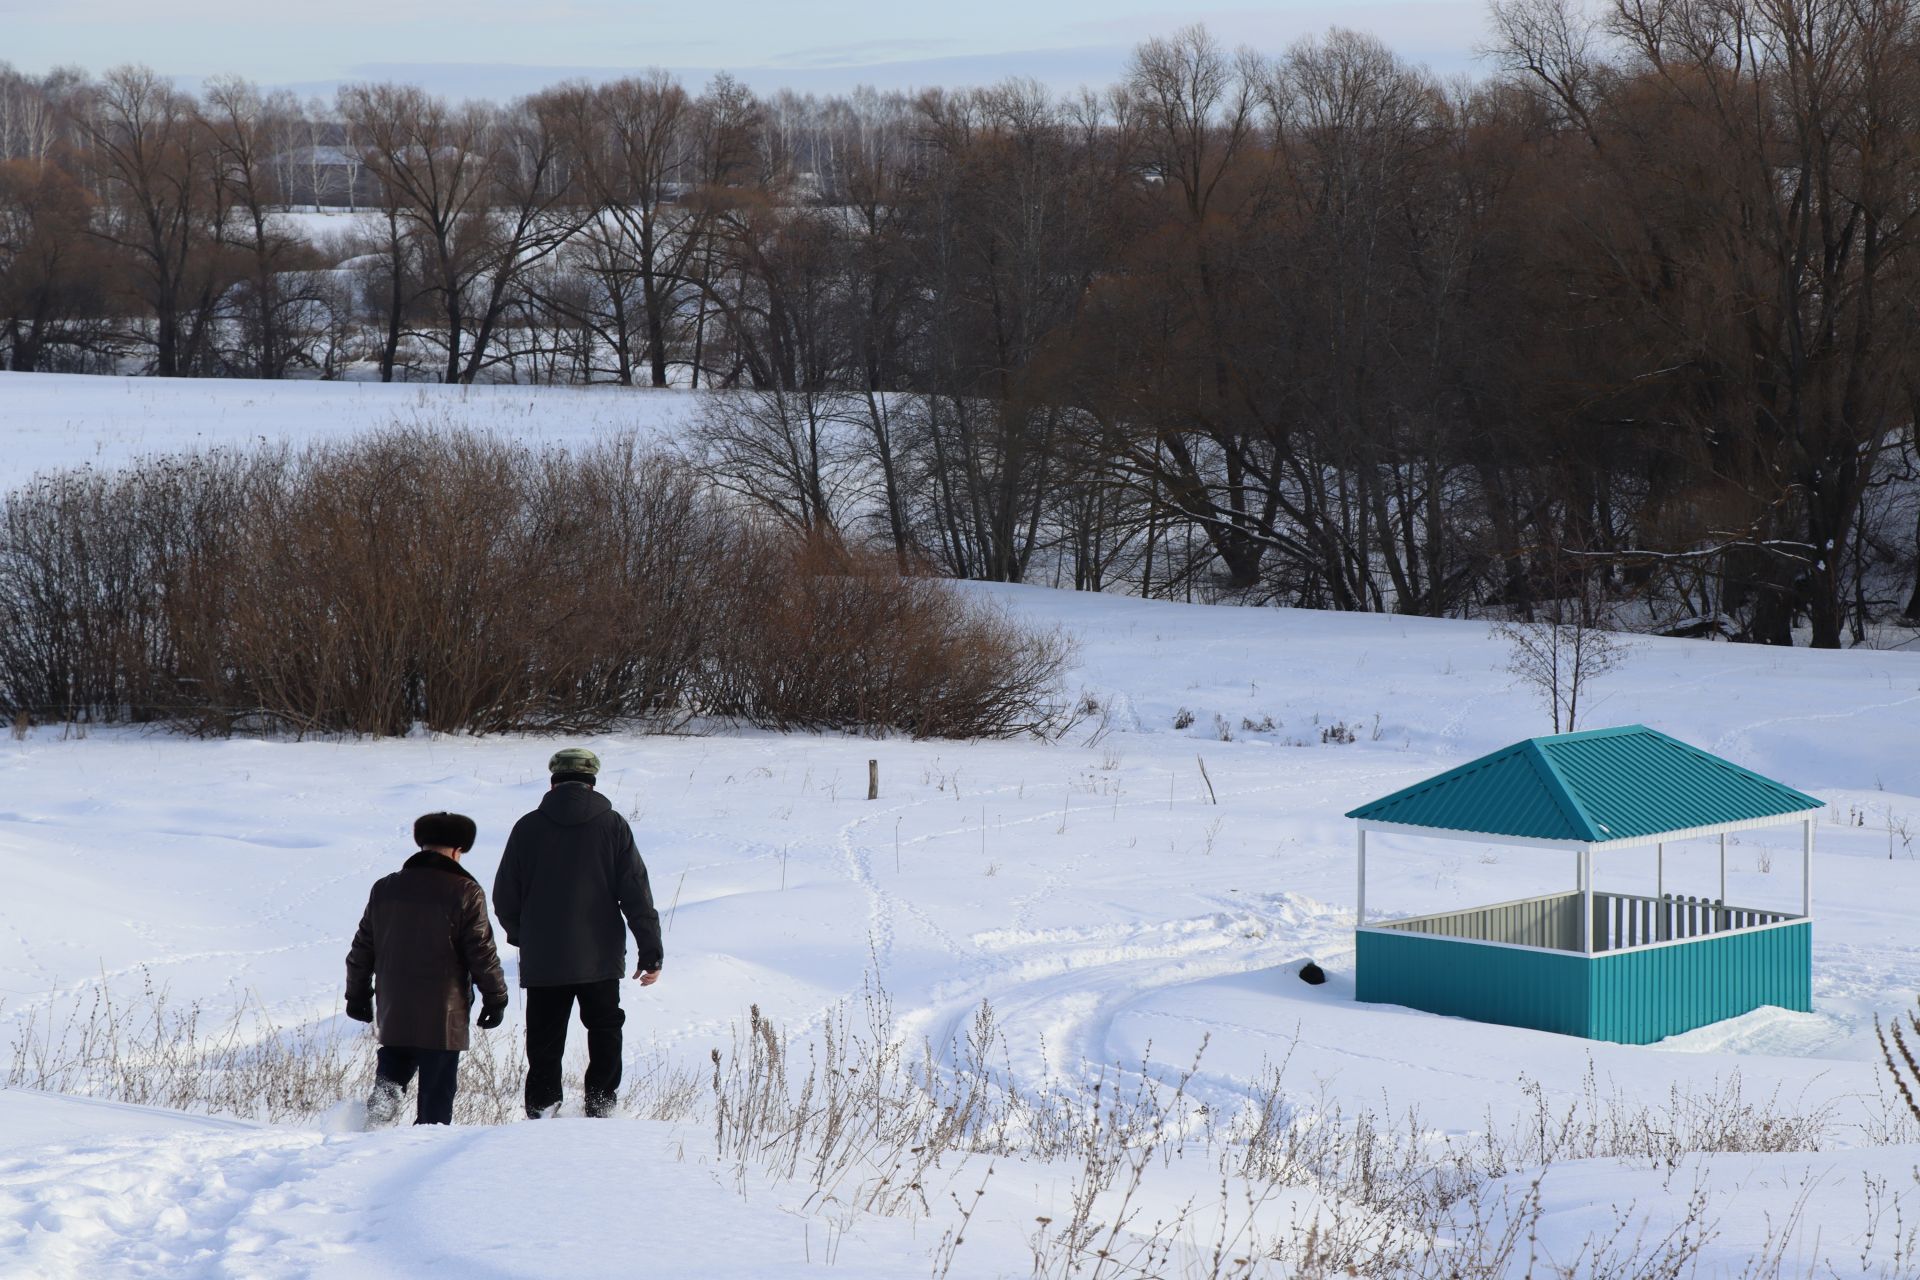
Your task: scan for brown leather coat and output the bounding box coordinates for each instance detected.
[345,851,509,1051]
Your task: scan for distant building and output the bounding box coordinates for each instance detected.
[271,144,372,210]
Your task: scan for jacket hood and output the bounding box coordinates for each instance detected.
[538,782,612,827]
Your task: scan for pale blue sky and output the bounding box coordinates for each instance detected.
[4,0,1490,97]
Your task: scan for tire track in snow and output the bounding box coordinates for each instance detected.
[1711,690,1920,763]
[901,892,1358,1118]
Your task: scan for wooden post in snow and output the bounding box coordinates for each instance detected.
[868,759,878,801]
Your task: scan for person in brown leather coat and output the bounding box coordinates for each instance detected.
[345,812,509,1125]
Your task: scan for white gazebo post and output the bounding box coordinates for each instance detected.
[1802,818,1813,918]
[1718,832,1728,930]
[1655,841,1665,940]
[1356,826,1367,928]
[1580,846,1593,953]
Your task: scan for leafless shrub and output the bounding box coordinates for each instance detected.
[1880,993,1920,1126]
[6,969,371,1122]
[177,432,725,736]
[1496,614,1623,734]
[0,450,269,728]
[4,969,700,1126]
[704,535,1071,739]
[0,435,1067,740]
[709,982,991,1218]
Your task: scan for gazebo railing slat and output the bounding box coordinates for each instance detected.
[1588,891,1791,952]
[1377,888,1796,953]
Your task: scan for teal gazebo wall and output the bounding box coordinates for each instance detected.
[1356,930,1592,1037]
[1585,921,1811,1043]
[1356,922,1811,1044]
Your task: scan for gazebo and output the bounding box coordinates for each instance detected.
[1346,725,1822,1044]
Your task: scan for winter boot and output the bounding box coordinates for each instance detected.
[367,1078,406,1126]
[583,1092,617,1119]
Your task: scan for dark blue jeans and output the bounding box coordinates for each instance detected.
[376,1045,461,1125]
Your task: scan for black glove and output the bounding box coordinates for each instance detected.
[346,996,373,1024]
[476,1002,506,1030]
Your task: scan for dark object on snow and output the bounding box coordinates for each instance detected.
[493,785,663,987]
[1658,614,1736,640]
[414,811,477,852]
[1298,961,1327,986]
[346,850,509,1051]
[524,980,625,1118]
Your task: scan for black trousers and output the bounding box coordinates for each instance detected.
[524,979,624,1115]
[376,1045,461,1125]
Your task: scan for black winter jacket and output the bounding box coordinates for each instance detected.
[493,783,663,987]
[345,851,509,1051]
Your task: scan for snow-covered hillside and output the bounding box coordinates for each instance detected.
[0,370,696,489]
[2,372,1919,1277]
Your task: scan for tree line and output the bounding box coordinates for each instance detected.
[2,2,1919,648]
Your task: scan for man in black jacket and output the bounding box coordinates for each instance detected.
[345,812,509,1126]
[494,747,662,1119]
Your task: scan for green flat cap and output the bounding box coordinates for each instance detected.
[548,747,601,777]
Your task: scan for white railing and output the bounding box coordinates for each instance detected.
[1373,889,1798,954]
[1589,891,1792,952]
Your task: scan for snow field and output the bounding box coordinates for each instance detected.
[2,372,1920,1275]
[0,1092,938,1278]
[0,370,697,489]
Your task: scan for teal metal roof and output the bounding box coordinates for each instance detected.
[1346,725,1823,843]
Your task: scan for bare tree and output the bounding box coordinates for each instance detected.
[0,159,102,371]
[339,84,496,383]
[1497,560,1626,734]
[569,73,704,387]
[83,67,222,376]
[693,387,859,534]
[200,77,311,377]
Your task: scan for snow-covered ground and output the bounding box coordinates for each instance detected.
[0,370,695,488]
[2,372,1919,1276]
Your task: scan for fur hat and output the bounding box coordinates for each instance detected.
[414,811,477,852]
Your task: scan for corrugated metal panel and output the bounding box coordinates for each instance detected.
[1358,922,1812,1043]
[1379,891,1582,950]
[1586,922,1812,1044]
[1542,728,1822,842]
[1357,930,1590,1037]
[1346,725,1822,843]
[1344,740,1596,840]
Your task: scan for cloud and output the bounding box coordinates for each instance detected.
[763,37,968,70]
